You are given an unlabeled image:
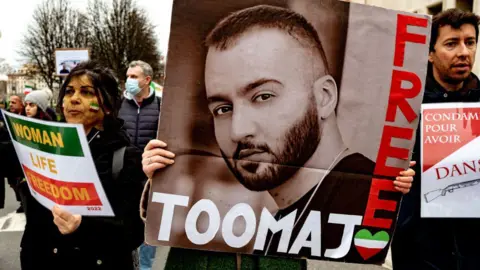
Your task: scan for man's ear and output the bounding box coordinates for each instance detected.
[428,51,434,63]
[313,75,337,119]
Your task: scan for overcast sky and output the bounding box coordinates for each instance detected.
[0,0,173,69]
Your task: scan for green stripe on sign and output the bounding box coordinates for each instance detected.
[5,114,84,157]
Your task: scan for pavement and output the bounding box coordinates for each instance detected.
[0,179,23,270]
[0,180,392,270]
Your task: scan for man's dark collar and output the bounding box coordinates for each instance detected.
[132,90,156,106]
[427,72,480,95]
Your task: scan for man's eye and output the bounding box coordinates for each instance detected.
[214,106,232,116]
[254,93,274,102]
[65,89,74,95]
[446,42,456,48]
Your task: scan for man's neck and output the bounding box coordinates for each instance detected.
[433,69,464,92]
[134,85,151,103]
[268,116,349,210]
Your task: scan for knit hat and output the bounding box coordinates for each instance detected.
[25,89,52,112]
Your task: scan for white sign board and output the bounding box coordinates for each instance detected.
[55,49,90,76]
[421,103,480,218]
[1,110,114,216]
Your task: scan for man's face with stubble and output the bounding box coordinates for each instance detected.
[205,28,326,191]
[9,96,23,114]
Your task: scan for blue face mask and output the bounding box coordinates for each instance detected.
[125,78,141,96]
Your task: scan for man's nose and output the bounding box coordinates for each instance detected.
[230,107,257,142]
[457,42,470,57]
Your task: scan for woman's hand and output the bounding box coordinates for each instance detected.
[142,139,175,179]
[394,161,416,194]
[52,205,82,235]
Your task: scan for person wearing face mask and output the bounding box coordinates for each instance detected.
[119,60,161,150]
[118,60,161,270]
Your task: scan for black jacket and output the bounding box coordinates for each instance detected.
[0,118,23,179]
[118,92,161,150]
[393,73,480,270]
[20,118,146,270]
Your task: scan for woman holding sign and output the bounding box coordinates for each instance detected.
[19,61,145,270]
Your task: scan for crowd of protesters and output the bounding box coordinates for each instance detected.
[0,7,478,270]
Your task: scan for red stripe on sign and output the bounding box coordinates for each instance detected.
[23,165,102,206]
[355,246,382,260]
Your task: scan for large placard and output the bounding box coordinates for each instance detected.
[146,0,431,264]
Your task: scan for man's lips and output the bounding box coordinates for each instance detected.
[451,63,471,72]
[236,149,272,163]
[452,63,470,68]
[238,149,265,159]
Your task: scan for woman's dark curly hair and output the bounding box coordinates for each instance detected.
[57,60,122,121]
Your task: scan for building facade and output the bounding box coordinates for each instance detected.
[0,74,7,101]
[6,65,48,98]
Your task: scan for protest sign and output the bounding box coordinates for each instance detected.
[55,48,90,76]
[145,0,431,264]
[1,110,114,216]
[421,103,480,218]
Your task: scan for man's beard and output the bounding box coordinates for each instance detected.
[441,64,472,85]
[221,99,321,191]
[444,71,470,85]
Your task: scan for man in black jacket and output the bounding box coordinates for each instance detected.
[119,60,161,151]
[6,95,25,212]
[0,100,7,209]
[392,8,480,270]
[118,60,161,270]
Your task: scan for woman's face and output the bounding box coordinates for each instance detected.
[25,102,38,118]
[62,74,105,133]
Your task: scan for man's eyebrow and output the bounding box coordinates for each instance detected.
[240,78,282,95]
[444,37,460,42]
[207,94,229,104]
[207,78,282,104]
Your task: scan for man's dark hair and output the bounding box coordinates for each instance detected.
[205,5,330,74]
[430,8,480,52]
[57,60,121,119]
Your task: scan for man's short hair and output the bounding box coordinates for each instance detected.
[205,5,330,74]
[128,60,153,78]
[430,8,480,52]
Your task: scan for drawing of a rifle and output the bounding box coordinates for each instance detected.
[424,178,480,203]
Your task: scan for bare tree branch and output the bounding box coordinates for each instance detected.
[19,0,89,103]
[87,0,162,83]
